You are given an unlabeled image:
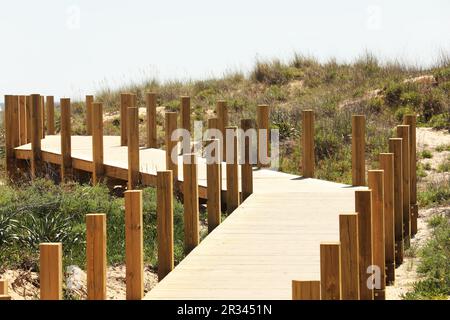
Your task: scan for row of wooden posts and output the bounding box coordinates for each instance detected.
[2,93,270,300]
[292,113,418,300]
[2,93,417,300]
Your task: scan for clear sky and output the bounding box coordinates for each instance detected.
[1,0,449,103]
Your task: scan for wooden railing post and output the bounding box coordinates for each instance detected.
[320,242,341,300]
[397,125,411,247]
[403,115,417,236]
[146,92,157,148]
[4,95,20,180]
[26,95,32,143]
[206,139,221,232]
[19,95,27,144]
[181,96,191,153]
[216,100,228,162]
[92,102,104,184]
[183,153,199,254]
[39,243,62,300]
[379,153,395,284]
[60,98,72,181]
[292,280,321,300]
[0,279,8,295]
[355,189,374,300]
[241,119,254,201]
[257,104,270,168]
[302,110,315,178]
[368,169,386,300]
[125,190,144,300]
[339,213,360,300]
[120,93,131,146]
[0,279,10,300]
[86,213,107,300]
[127,103,140,190]
[46,96,55,135]
[352,115,366,186]
[40,96,45,139]
[86,95,94,135]
[208,117,222,192]
[226,126,240,214]
[389,138,404,265]
[165,112,178,185]
[157,170,174,281]
[30,94,42,179]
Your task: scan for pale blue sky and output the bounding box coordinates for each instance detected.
[1,0,449,103]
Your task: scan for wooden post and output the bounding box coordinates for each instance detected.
[127,106,140,190]
[339,213,360,300]
[292,280,321,300]
[30,94,42,179]
[180,96,191,153]
[206,139,221,232]
[302,110,315,178]
[92,102,104,184]
[157,170,174,281]
[60,98,72,181]
[352,115,366,186]
[216,100,228,162]
[46,96,55,135]
[26,95,32,143]
[389,138,404,265]
[125,190,144,300]
[165,112,178,185]
[40,96,45,138]
[4,95,20,180]
[241,119,254,201]
[39,243,62,300]
[320,242,341,300]
[208,117,222,192]
[397,125,411,247]
[355,190,374,300]
[183,154,199,254]
[379,153,395,285]
[403,115,417,236]
[226,126,240,214]
[86,213,107,300]
[257,104,270,168]
[0,279,8,295]
[146,92,157,148]
[86,95,94,135]
[368,170,386,300]
[19,95,27,144]
[120,93,132,146]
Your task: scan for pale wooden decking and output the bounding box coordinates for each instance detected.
[14,135,366,300]
[14,135,243,198]
[146,173,366,300]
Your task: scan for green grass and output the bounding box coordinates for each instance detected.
[435,144,450,152]
[403,215,450,300]
[420,149,433,159]
[418,180,450,207]
[0,179,187,272]
[437,156,450,173]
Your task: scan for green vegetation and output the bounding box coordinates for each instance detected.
[420,149,433,159]
[403,215,450,300]
[418,180,450,207]
[0,179,188,272]
[435,144,450,152]
[437,156,450,173]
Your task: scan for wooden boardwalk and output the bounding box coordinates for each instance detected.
[14,135,366,300]
[15,135,242,199]
[4,94,418,300]
[145,172,365,299]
